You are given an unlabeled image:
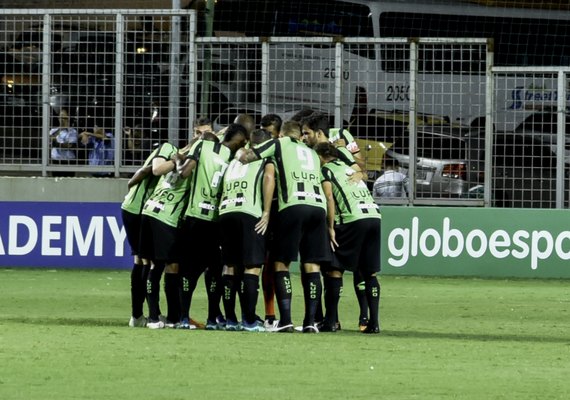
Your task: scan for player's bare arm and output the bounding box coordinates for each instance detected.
[238,148,260,164]
[255,163,275,235]
[152,157,176,176]
[177,156,196,178]
[127,165,152,189]
[322,181,338,250]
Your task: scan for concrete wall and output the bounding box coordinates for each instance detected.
[0,176,128,203]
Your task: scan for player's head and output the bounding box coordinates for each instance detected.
[233,113,256,135]
[290,108,315,122]
[301,112,330,147]
[280,120,302,139]
[250,128,272,146]
[193,116,213,138]
[313,142,339,165]
[260,114,283,139]
[223,123,248,152]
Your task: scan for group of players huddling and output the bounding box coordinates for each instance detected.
[121,110,381,334]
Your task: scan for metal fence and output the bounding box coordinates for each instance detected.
[1,9,568,208]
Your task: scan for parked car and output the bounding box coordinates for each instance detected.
[470,132,569,208]
[385,126,482,199]
[513,112,570,164]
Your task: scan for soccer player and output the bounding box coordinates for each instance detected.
[259,114,283,328]
[328,126,365,172]
[218,128,275,332]
[301,112,372,330]
[177,123,248,330]
[121,145,161,327]
[260,113,282,139]
[139,142,191,329]
[315,142,381,334]
[238,120,330,333]
[193,116,214,139]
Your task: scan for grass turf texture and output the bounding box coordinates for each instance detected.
[0,269,569,400]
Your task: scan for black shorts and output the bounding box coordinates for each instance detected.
[138,215,182,263]
[121,209,142,256]
[219,212,266,267]
[179,217,222,270]
[332,218,381,274]
[273,205,331,265]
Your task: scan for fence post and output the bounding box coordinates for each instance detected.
[261,39,269,118]
[41,13,52,177]
[334,40,343,128]
[168,9,182,145]
[187,11,197,135]
[408,38,418,203]
[114,13,124,177]
[485,39,494,207]
[556,70,566,208]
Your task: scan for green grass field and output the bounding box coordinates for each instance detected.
[0,268,569,400]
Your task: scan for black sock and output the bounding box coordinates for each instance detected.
[302,272,322,327]
[315,276,324,323]
[274,271,293,326]
[365,275,381,327]
[241,273,260,324]
[353,271,369,321]
[323,275,343,328]
[164,272,180,323]
[222,273,239,322]
[205,267,223,321]
[179,265,200,321]
[146,263,165,321]
[130,263,145,318]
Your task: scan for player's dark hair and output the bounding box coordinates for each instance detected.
[301,112,330,137]
[260,114,283,131]
[250,128,272,146]
[290,108,315,122]
[194,116,212,126]
[234,114,256,134]
[314,142,339,159]
[223,123,248,143]
[201,131,220,143]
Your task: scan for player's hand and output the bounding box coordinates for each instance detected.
[348,171,364,184]
[235,148,246,162]
[329,227,338,251]
[176,159,187,174]
[255,212,270,235]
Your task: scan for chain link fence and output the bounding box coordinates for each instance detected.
[0,9,568,207]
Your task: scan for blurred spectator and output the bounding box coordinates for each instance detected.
[372,156,409,199]
[123,124,150,166]
[79,124,115,177]
[49,108,78,177]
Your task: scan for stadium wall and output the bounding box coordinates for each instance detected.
[1,177,569,278]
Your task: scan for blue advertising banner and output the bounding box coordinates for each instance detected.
[0,202,130,269]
